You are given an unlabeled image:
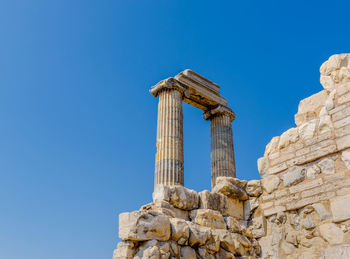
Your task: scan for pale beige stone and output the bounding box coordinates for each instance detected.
[319,223,344,245]
[250,216,267,238]
[312,203,331,220]
[262,175,280,194]
[330,193,350,222]
[180,246,196,259]
[246,179,262,197]
[190,209,226,229]
[134,240,160,259]
[341,149,350,169]
[119,211,170,241]
[282,166,306,187]
[298,119,318,140]
[278,128,299,149]
[265,136,280,156]
[211,229,236,254]
[322,245,350,259]
[213,177,248,200]
[169,218,189,245]
[113,241,136,259]
[306,164,321,179]
[187,222,211,247]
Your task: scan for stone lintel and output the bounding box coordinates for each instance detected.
[203,105,236,121]
[150,77,188,97]
[175,70,228,111]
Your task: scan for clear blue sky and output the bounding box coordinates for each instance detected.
[0,0,349,258]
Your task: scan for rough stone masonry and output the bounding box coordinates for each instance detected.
[113,53,350,258]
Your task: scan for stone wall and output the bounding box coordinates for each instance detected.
[254,54,350,258]
[113,54,350,258]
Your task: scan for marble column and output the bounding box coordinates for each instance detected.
[150,78,188,188]
[203,105,236,189]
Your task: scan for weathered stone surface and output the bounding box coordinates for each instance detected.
[301,214,315,230]
[153,185,199,211]
[278,128,299,149]
[246,180,262,197]
[134,240,160,259]
[312,203,331,220]
[198,190,225,213]
[243,197,259,220]
[225,216,244,233]
[211,229,236,254]
[225,196,244,219]
[330,194,350,222]
[318,158,335,175]
[283,166,306,187]
[213,177,248,200]
[306,164,321,179]
[215,248,235,259]
[341,149,350,169]
[169,218,189,245]
[119,211,170,241]
[152,200,189,220]
[320,54,350,92]
[257,157,269,177]
[262,175,280,194]
[190,209,226,229]
[250,216,267,238]
[265,136,280,156]
[319,223,344,245]
[113,241,136,259]
[299,119,317,140]
[188,222,211,247]
[180,246,196,259]
[322,245,350,259]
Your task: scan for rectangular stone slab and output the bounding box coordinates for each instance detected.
[175,69,228,110]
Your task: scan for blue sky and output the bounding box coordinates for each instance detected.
[0,0,349,258]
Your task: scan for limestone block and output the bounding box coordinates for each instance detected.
[322,245,350,259]
[341,149,350,169]
[225,216,244,233]
[262,175,280,194]
[246,180,262,197]
[243,198,259,220]
[265,136,280,156]
[153,200,189,221]
[213,177,248,200]
[223,196,244,219]
[113,241,136,259]
[198,190,226,214]
[301,214,315,230]
[206,232,220,253]
[119,211,171,241]
[306,164,321,179]
[280,241,296,256]
[257,157,269,177]
[134,240,160,259]
[180,246,196,259]
[169,218,189,245]
[282,166,306,187]
[330,194,350,222]
[215,248,235,259]
[187,222,211,247]
[319,115,333,134]
[211,229,236,254]
[250,216,267,238]
[319,223,344,245]
[298,119,318,140]
[153,185,199,211]
[318,158,335,175]
[190,209,226,229]
[320,54,350,91]
[278,128,299,149]
[312,203,331,221]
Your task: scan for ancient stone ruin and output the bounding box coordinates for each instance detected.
[113,53,350,259]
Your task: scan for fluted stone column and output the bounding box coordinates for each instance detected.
[203,105,236,189]
[150,78,188,188]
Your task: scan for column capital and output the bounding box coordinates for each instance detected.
[203,105,236,121]
[150,77,189,98]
